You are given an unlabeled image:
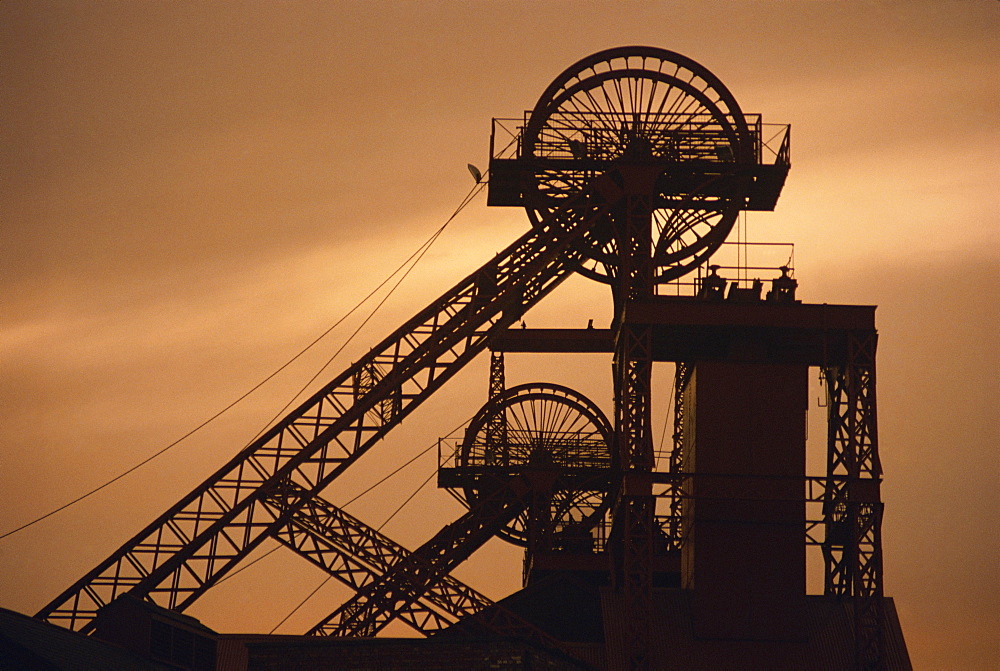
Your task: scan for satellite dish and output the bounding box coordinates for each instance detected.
[467,164,483,184]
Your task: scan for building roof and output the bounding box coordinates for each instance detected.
[0,606,173,671]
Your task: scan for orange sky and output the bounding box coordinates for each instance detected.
[1,1,998,668]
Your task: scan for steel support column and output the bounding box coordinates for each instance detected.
[611,183,656,670]
[822,330,885,670]
[666,363,691,545]
[485,351,507,465]
[613,322,655,670]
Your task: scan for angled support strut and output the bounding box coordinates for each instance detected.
[267,481,494,634]
[38,191,610,633]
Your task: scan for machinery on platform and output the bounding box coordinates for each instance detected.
[35,47,909,670]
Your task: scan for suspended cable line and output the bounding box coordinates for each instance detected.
[0,180,486,542]
[655,369,678,472]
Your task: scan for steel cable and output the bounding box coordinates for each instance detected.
[0,179,487,541]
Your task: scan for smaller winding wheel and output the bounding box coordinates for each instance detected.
[454,383,614,547]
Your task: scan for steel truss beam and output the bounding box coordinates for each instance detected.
[308,478,531,638]
[303,474,581,663]
[822,330,885,670]
[484,351,507,464]
[38,192,611,633]
[271,477,588,660]
[266,481,493,634]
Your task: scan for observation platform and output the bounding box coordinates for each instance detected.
[488,114,790,211]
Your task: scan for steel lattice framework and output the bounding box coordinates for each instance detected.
[269,478,580,652]
[611,186,658,669]
[823,331,885,670]
[267,480,494,634]
[37,190,610,633]
[666,363,691,545]
[308,476,529,638]
[34,45,899,671]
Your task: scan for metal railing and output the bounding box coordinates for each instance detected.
[440,447,850,554]
[491,113,789,167]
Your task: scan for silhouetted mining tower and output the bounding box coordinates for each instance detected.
[36,47,910,669]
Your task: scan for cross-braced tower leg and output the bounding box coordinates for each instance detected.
[613,323,655,669]
[667,363,691,546]
[611,184,657,669]
[823,330,885,670]
[485,351,507,466]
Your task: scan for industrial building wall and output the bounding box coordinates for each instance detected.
[682,361,808,641]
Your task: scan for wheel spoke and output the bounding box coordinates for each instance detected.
[456,384,613,546]
[522,47,749,285]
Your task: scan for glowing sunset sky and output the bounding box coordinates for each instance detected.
[1,2,997,668]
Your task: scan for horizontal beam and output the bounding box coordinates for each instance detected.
[490,328,613,353]
[627,297,875,331]
[491,299,876,366]
[488,159,789,212]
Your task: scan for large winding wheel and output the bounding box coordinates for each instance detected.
[517,46,755,283]
[451,383,614,547]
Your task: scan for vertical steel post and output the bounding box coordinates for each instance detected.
[667,363,691,547]
[823,331,885,670]
[611,168,658,669]
[485,351,507,465]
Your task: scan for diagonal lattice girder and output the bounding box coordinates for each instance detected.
[37,189,614,633]
[308,477,532,639]
[822,330,885,670]
[304,472,587,664]
[266,480,494,635]
[271,480,584,662]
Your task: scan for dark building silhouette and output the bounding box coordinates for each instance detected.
[22,46,909,670]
